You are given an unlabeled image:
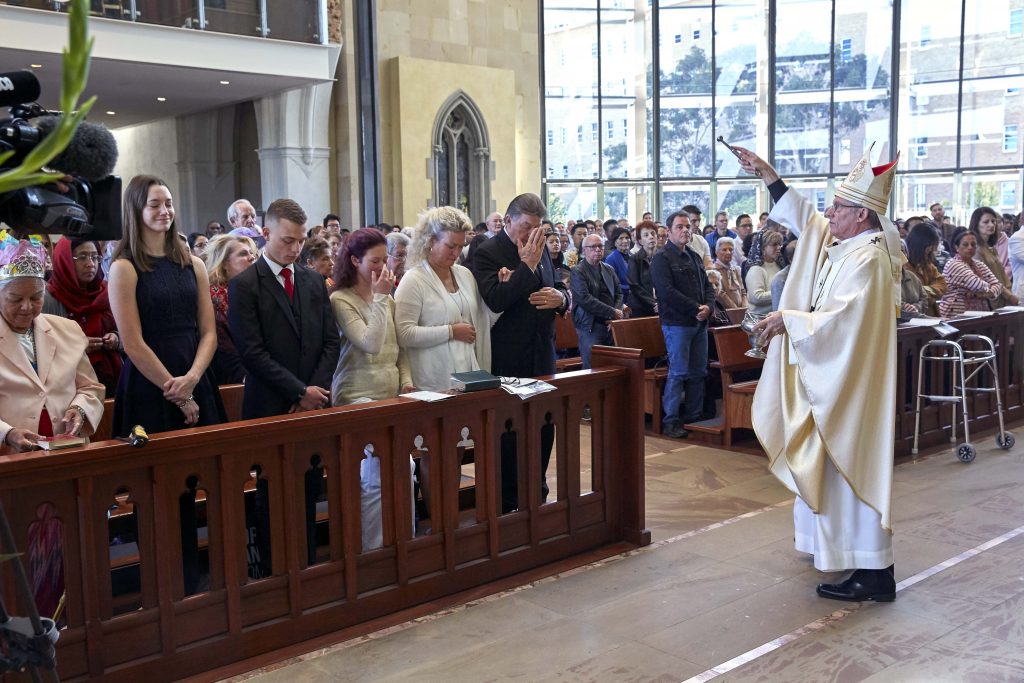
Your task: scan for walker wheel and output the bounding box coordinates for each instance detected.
[956,444,977,463]
[996,433,1015,450]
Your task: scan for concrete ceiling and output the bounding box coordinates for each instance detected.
[0,6,340,130]
[2,47,324,129]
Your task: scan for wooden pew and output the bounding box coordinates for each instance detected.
[609,316,668,433]
[0,347,648,682]
[725,307,747,325]
[554,313,583,372]
[683,325,763,447]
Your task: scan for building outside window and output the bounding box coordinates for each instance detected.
[1004,125,1019,153]
[1000,181,1016,209]
[541,0,1023,224]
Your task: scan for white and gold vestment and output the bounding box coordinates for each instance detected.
[753,186,899,571]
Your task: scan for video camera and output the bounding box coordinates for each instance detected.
[0,69,122,241]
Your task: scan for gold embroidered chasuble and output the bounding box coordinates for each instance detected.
[753,188,897,531]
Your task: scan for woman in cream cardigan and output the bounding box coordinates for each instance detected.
[395,206,492,392]
[330,227,414,405]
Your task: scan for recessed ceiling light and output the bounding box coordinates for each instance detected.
[106,110,116,115]
[30,64,42,68]
[157,97,167,102]
[219,80,230,85]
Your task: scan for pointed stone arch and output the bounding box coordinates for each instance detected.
[430,91,492,221]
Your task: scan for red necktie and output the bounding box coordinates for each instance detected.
[281,267,294,301]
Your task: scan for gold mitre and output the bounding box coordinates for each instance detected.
[835,142,900,215]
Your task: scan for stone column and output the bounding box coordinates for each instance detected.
[330,0,362,228]
[175,107,238,233]
[254,82,334,224]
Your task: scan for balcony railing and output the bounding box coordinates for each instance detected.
[2,0,328,44]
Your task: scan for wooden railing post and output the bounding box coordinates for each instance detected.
[592,346,651,547]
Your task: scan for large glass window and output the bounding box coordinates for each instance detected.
[659,1,714,179]
[896,0,962,173]
[544,1,599,183]
[832,0,892,174]
[714,0,767,177]
[600,1,653,179]
[774,0,833,176]
[547,184,599,223]
[543,0,1024,223]
[960,170,1023,218]
[960,0,1024,169]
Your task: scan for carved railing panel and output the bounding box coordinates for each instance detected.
[0,347,647,682]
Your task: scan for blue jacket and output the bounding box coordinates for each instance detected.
[604,249,630,298]
[650,241,715,327]
[706,229,738,255]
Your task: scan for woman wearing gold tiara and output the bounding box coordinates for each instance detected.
[0,237,105,619]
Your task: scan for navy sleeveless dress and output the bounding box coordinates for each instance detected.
[113,257,226,437]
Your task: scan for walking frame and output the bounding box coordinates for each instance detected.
[912,334,1015,462]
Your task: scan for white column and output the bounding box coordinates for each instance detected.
[254,82,334,225]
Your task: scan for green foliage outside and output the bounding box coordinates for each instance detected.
[655,44,889,180]
[546,192,568,224]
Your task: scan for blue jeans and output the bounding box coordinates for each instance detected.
[661,323,708,425]
[577,324,614,369]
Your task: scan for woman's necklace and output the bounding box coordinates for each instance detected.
[449,286,466,320]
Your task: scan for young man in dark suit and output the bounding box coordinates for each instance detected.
[228,198,341,419]
[473,193,569,512]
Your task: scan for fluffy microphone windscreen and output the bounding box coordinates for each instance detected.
[34,116,119,181]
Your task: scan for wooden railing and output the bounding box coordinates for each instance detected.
[602,310,1021,455]
[895,310,1023,456]
[0,347,648,682]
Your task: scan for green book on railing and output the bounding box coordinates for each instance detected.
[451,370,501,392]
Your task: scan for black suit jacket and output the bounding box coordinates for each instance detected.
[474,230,567,377]
[228,258,340,419]
[570,260,622,333]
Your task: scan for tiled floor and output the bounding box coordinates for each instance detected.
[233,427,1024,683]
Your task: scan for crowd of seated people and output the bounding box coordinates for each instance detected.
[2,181,1023,458]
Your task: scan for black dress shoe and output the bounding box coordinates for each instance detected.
[662,422,689,439]
[817,565,895,603]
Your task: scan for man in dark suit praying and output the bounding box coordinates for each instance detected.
[473,193,568,512]
[228,198,340,419]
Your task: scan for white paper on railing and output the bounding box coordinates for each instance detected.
[900,316,945,327]
[402,390,456,402]
[995,305,1024,312]
[501,378,557,400]
[956,310,995,317]
[898,317,959,337]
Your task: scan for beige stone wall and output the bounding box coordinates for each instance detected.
[323,0,541,226]
[388,56,516,227]
[376,0,541,225]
